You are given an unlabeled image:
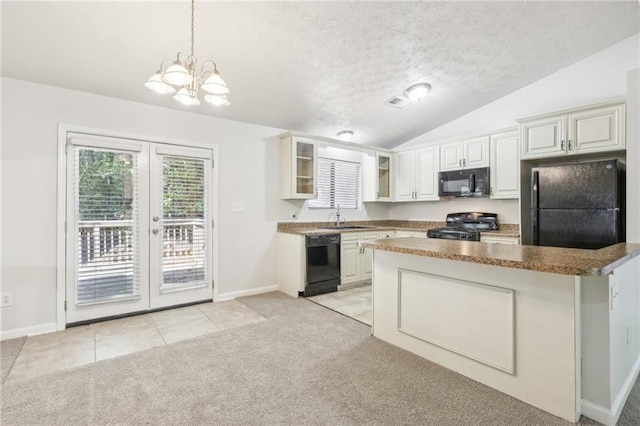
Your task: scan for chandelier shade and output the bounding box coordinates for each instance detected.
[145,0,230,106]
[144,72,176,94]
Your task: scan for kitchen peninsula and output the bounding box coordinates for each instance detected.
[360,238,640,425]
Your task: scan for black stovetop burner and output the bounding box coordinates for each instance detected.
[427,212,498,241]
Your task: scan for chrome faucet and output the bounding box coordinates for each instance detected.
[335,204,345,227]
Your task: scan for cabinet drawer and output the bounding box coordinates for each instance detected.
[341,233,361,242]
[361,232,380,241]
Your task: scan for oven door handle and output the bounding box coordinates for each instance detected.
[469,173,476,195]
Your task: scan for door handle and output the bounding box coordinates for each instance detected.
[152,216,159,222]
[152,228,159,235]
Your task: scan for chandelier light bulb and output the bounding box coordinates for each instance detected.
[162,62,192,86]
[145,72,176,94]
[202,71,230,95]
[204,94,230,106]
[173,88,201,106]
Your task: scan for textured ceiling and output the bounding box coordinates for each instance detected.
[2,1,639,148]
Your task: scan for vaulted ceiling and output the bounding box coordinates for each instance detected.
[2,1,639,148]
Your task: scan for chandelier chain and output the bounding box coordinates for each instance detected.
[190,0,195,62]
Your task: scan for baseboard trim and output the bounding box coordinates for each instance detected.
[0,322,57,341]
[217,285,279,301]
[582,354,640,426]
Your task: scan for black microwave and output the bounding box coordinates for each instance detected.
[439,167,490,197]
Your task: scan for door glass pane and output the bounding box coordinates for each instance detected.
[160,156,208,289]
[296,141,314,195]
[378,156,390,198]
[74,148,140,304]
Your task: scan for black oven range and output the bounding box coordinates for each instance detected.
[427,212,498,241]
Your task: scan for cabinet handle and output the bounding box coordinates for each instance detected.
[561,140,565,151]
[376,191,379,199]
[463,158,466,167]
[458,159,462,167]
[568,140,572,151]
[490,187,494,196]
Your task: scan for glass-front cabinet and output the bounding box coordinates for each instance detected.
[280,134,317,199]
[377,153,391,200]
[363,151,393,202]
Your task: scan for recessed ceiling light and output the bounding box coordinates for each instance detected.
[404,83,432,101]
[336,130,354,142]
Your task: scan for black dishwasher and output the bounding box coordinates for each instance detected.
[305,234,341,297]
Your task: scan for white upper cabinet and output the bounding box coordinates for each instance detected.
[393,150,416,202]
[415,146,440,200]
[280,135,317,199]
[363,152,393,202]
[440,137,489,171]
[520,100,625,160]
[393,146,440,202]
[489,129,519,199]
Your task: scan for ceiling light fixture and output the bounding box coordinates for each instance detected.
[404,83,432,101]
[145,0,230,106]
[336,130,354,142]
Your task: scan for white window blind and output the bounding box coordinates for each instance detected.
[159,156,209,290]
[309,157,360,209]
[72,146,141,305]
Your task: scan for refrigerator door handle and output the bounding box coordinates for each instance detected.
[532,209,539,246]
[532,171,539,209]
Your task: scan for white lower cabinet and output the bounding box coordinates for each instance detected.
[341,231,383,286]
[480,235,519,245]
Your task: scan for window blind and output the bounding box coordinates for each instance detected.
[73,146,141,305]
[159,156,209,290]
[309,157,360,209]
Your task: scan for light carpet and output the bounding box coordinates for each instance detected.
[0,292,637,425]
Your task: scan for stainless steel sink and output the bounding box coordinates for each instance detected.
[319,225,377,230]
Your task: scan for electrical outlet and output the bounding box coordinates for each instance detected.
[1,293,12,307]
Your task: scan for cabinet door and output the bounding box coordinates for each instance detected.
[440,141,464,171]
[464,136,489,168]
[376,153,392,200]
[293,137,317,198]
[568,103,625,154]
[415,146,440,200]
[340,237,360,284]
[393,151,416,201]
[520,115,566,159]
[490,131,519,199]
[359,232,379,280]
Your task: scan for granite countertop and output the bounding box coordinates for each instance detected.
[359,237,640,276]
[277,220,520,237]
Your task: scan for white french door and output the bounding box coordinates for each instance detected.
[65,133,213,324]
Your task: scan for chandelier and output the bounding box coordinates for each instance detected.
[145,0,230,106]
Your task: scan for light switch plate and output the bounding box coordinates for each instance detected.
[231,202,245,213]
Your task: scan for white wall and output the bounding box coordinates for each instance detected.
[390,199,520,225]
[398,34,640,148]
[627,68,640,243]
[0,78,299,334]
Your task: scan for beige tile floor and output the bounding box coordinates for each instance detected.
[308,284,372,325]
[6,299,265,383]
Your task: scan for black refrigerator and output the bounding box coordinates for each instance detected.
[531,159,625,249]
